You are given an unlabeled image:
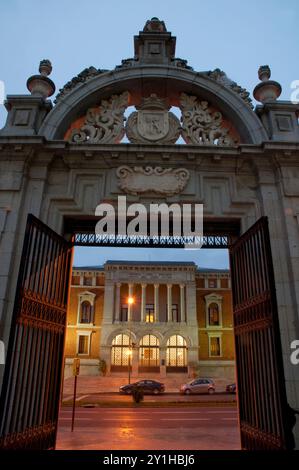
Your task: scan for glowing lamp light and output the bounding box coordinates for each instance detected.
[127,296,134,305]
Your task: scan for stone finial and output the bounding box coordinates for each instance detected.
[253,64,281,104]
[143,17,167,32]
[258,65,271,82]
[27,59,55,99]
[39,59,53,76]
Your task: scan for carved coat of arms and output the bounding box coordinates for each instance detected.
[126,94,180,144]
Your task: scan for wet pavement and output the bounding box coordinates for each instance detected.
[56,405,240,450]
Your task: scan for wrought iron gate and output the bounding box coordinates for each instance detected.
[0,214,72,449]
[230,216,293,450]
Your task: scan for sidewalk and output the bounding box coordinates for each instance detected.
[62,374,234,396]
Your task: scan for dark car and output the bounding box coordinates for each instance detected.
[226,383,236,393]
[119,380,165,395]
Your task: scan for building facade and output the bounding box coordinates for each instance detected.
[64,261,235,380]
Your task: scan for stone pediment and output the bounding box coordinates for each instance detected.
[116,166,190,196]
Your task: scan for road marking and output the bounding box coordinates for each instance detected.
[59,418,92,421]
[161,418,210,421]
[76,395,89,402]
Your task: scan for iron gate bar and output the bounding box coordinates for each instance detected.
[0,214,72,449]
[229,216,293,450]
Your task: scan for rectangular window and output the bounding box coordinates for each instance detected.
[208,279,217,288]
[120,305,128,322]
[145,304,154,323]
[78,335,89,355]
[210,336,221,357]
[172,304,179,322]
[84,276,92,286]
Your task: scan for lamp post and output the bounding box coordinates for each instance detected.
[127,295,134,384]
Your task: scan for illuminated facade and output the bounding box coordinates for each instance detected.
[64,261,235,380]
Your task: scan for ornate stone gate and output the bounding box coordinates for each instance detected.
[0,18,299,449]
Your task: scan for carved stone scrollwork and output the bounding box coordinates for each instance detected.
[180,93,239,146]
[68,92,129,144]
[126,94,181,144]
[116,166,190,196]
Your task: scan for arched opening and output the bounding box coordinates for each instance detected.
[139,334,160,372]
[111,333,131,371]
[166,334,188,372]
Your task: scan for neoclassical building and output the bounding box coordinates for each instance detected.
[64,261,235,380]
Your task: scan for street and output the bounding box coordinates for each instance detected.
[56,406,240,450]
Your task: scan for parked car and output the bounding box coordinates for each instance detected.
[119,380,165,395]
[180,378,215,395]
[226,383,236,394]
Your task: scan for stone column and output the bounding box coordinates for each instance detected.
[128,283,134,322]
[114,282,121,322]
[180,284,185,322]
[167,284,172,322]
[141,283,147,322]
[154,284,159,322]
[185,281,197,326]
[103,280,115,324]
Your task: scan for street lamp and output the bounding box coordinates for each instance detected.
[127,295,134,384]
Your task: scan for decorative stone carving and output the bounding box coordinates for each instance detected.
[125,94,180,144]
[180,93,239,146]
[204,69,253,109]
[55,67,108,103]
[116,166,190,196]
[69,92,129,144]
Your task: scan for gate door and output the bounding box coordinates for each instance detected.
[0,214,72,449]
[230,216,293,449]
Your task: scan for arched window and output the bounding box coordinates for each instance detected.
[208,303,220,326]
[139,335,159,368]
[166,335,187,368]
[80,300,93,323]
[111,334,131,367]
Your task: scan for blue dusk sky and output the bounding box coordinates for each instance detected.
[0,0,298,268]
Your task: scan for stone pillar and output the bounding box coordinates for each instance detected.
[167,284,172,322]
[141,283,147,322]
[103,281,115,324]
[114,282,121,322]
[128,283,134,321]
[180,284,185,322]
[154,284,159,322]
[185,281,197,326]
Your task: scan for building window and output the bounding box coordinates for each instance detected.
[139,335,159,367]
[208,279,217,288]
[145,304,154,323]
[208,303,220,326]
[166,335,187,367]
[209,336,221,357]
[84,276,92,286]
[77,334,90,355]
[80,300,93,324]
[120,304,128,322]
[166,304,179,322]
[172,304,179,322]
[111,334,131,366]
